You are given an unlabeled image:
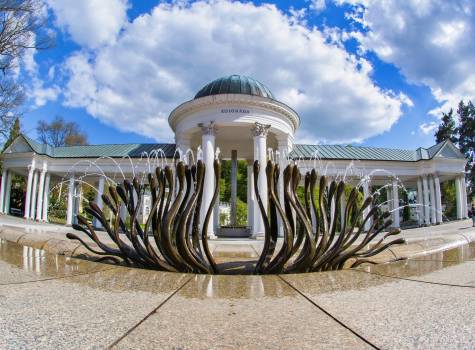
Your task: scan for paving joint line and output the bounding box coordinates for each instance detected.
[353,268,475,289]
[107,275,195,348]
[0,266,118,286]
[278,275,380,350]
[250,245,260,256]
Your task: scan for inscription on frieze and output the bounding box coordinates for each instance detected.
[221,108,250,114]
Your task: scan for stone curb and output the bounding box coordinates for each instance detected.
[1,225,474,264]
[0,227,101,260]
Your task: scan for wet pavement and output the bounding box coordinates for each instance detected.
[0,236,474,349]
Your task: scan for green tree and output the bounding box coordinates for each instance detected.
[435,109,457,143]
[236,198,247,226]
[456,100,475,198]
[2,117,20,151]
[0,116,20,172]
[441,180,456,219]
[219,159,247,203]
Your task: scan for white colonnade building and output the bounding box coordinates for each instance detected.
[0,75,469,237]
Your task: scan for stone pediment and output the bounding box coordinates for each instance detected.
[435,141,466,160]
[3,136,33,154]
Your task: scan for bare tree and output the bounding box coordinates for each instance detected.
[37,116,88,147]
[0,0,52,141]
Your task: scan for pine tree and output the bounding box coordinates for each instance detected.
[0,117,21,173]
[456,100,475,198]
[434,109,457,143]
[2,117,21,152]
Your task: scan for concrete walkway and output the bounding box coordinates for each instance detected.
[0,215,475,349]
[1,232,474,349]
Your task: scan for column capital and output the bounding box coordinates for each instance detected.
[251,122,271,138]
[29,158,36,170]
[199,121,216,136]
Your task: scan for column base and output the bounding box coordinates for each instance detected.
[207,233,218,240]
[250,232,264,240]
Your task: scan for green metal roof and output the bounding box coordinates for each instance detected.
[21,135,176,158]
[194,75,274,100]
[13,135,464,162]
[290,140,464,162]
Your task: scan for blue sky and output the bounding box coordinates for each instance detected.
[19,0,475,149]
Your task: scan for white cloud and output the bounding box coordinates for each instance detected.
[310,0,327,11]
[419,121,438,135]
[62,0,410,143]
[30,79,60,107]
[46,0,128,49]
[20,34,60,107]
[340,0,475,117]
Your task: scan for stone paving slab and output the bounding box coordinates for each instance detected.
[359,243,475,286]
[0,265,190,349]
[1,215,475,349]
[281,270,475,350]
[360,259,475,287]
[113,274,372,350]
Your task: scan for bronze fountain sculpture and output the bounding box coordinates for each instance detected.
[67,158,405,274]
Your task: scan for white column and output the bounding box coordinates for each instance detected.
[247,162,254,233]
[42,173,51,222]
[340,189,346,232]
[422,175,431,225]
[29,170,38,219]
[200,122,217,239]
[455,176,463,219]
[4,172,12,215]
[391,178,400,228]
[94,176,105,228]
[66,176,75,225]
[386,185,392,214]
[0,169,7,213]
[277,140,288,237]
[120,203,127,223]
[176,136,191,164]
[429,175,437,224]
[24,160,35,219]
[362,180,371,231]
[461,175,468,218]
[434,175,443,224]
[416,178,424,225]
[35,164,47,221]
[251,122,270,238]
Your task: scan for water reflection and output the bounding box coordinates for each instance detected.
[359,242,475,280]
[182,274,293,299]
[0,239,106,278]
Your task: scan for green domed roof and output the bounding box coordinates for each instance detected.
[194,75,274,100]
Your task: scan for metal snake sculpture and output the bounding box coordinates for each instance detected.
[67,158,405,274]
